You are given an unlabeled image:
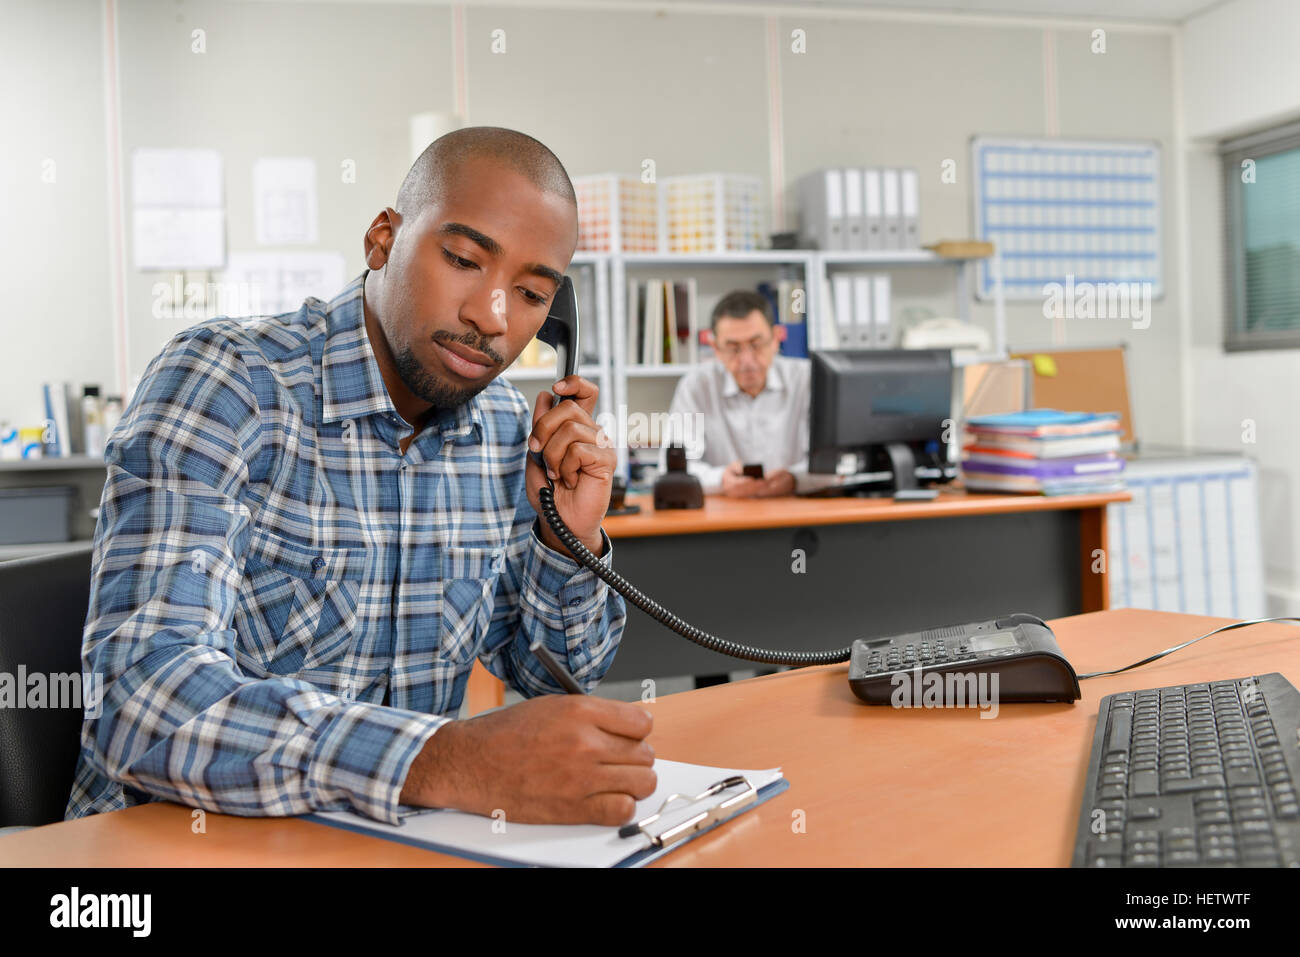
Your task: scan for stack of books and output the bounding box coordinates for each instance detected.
[961,410,1126,495]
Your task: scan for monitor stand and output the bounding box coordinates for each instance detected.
[882,442,919,491]
[819,443,924,498]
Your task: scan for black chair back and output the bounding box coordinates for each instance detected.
[0,545,94,827]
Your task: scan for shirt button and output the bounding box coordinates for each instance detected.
[568,596,583,607]
[311,556,326,572]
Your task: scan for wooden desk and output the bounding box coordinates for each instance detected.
[603,488,1127,541]
[5,608,1289,867]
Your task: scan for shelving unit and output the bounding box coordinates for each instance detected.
[601,248,1006,472]
[0,457,105,561]
[812,248,1006,360]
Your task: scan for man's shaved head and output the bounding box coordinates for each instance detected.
[396,126,577,230]
[361,126,579,428]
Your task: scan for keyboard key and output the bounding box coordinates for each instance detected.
[1130,772,1159,797]
[1164,774,1226,793]
[1226,767,1260,787]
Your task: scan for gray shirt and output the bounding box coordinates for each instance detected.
[661,355,837,493]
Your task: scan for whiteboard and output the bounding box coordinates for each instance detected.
[971,136,1162,301]
[1107,457,1264,620]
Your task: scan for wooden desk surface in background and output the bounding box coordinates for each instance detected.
[602,489,1130,538]
[3,608,1294,867]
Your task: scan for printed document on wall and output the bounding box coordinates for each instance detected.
[131,148,226,270]
[253,157,319,245]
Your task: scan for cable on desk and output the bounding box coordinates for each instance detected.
[538,483,852,666]
[1076,616,1300,679]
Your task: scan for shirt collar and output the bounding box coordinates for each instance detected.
[720,356,785,398]
[320,271,484,442]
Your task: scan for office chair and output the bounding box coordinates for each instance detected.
[0,545,95,829]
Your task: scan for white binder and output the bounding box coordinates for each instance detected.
[881,169,902,250]
[900,168,920,249]
[832,274,854,347]
[863,169,884,250]
[799,169,845,251]
[843,168,864,250]
[872,273,892,346]
[852,275,874,348]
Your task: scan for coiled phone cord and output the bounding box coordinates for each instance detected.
[537,483,852,666]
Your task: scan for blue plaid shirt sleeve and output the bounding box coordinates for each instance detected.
[77,329,445,825]
[476,493,626,695]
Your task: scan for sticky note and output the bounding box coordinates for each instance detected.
[1032,354,1058,377]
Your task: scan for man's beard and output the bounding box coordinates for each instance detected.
[393,346,485,409]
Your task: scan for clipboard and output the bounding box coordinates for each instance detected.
[305,760,788,868]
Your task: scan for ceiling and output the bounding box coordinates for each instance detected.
[589,0,1228,24]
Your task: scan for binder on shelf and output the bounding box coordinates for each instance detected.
[819,274,837,349]
[672,279,697,365]
[852,275,874,348]
[62,383,85,456]
[900,168,920,249]
[881,168,902,250]
[863,169,884,250]
[843,168,864,250]
[662,280,680,365]
[777,279,804,326]
[832,274,854,348]
[872,273,892,347]
[626,278,642,365]
[642,279,664,366]
[798,169,845,251]
[686,278,699,364]
[41,383,70,457]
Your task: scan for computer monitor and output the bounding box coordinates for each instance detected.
[808,348,956,494]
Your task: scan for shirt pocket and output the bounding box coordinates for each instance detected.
[233,525,367,678]
[440,545,507,665]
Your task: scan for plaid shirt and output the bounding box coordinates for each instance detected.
[66,272,625,825]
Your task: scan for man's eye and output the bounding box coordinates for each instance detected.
[519,288,548,306]
[442,248,477,269]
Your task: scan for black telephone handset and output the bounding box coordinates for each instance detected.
[529,275,580,473]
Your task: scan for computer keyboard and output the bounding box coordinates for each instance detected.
[1073,673,1300,867]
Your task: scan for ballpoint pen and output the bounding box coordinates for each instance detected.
[528,638,586,695]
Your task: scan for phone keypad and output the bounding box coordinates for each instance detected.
[861,638,980,676]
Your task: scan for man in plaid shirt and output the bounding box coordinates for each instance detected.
[67,127,655,828]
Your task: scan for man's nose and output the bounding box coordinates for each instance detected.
[460,283,510,337]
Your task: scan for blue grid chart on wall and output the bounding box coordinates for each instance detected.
[971,136,1162,301]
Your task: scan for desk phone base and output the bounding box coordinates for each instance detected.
[848,613,1081,705]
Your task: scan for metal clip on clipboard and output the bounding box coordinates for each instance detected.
[618,775,758,848]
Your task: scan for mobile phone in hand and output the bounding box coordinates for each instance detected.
[742,463,764,479]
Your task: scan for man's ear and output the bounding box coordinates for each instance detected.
[364,207,400,270]
[773,323,787,343]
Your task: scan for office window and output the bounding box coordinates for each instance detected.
[1223,120,1300,350]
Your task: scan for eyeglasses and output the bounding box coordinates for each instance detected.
[716,337,775,360]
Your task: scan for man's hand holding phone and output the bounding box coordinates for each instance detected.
[526,374,615,559]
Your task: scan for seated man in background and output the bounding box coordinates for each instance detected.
[661,290,811,497]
